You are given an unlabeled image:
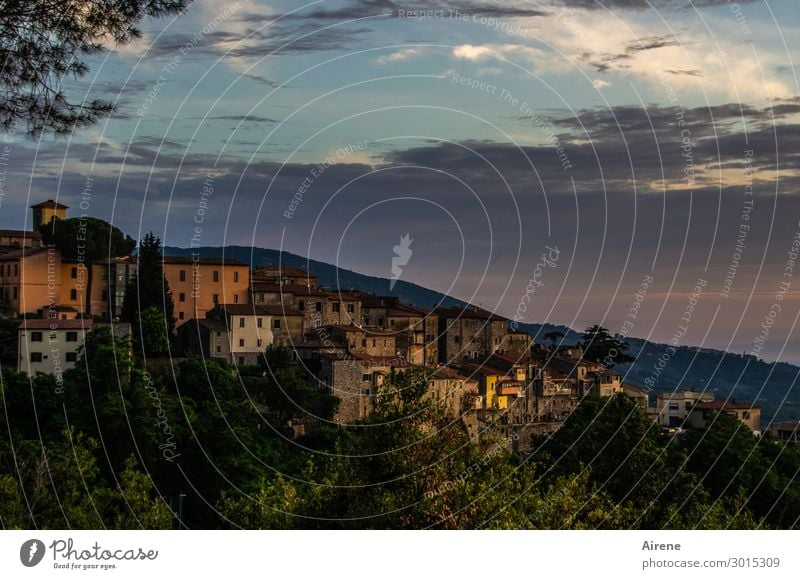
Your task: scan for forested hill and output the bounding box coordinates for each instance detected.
[166,245,800,425]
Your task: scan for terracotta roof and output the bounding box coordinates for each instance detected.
[426,366,474,381]
[434,305,509,322]
[0,247,52,260]
[622,383,648,394]
[0,229,42,238]
[18,319,92,330]
[321,352,409,367]
[143,255,248,266]
[694,400,760,411]
[777,422,800,433]
[253,266,313,278]
[214,304,302,317]
[31,199,69,209]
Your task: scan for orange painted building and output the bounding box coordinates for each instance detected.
[158,256,251,325]
[0,246,60,314]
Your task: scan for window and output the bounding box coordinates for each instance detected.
[13,287,17,300]
[179,270,186,282]
[372,339,377,347]
[361,339,367,347]
[315,301,322,312]
[14,264,18,276]
[213,294,219,304]
[273,319,281,329]
[101,290,108,301]
[30,352,43,363]
[213,270,219,282]
[743,411,751,420]
[179,293,186,302]
[71,267,77,279]
[70,289,77,301]
[234,271,239,282]
[347,303,355,313]
[216,345,222,353]
[239,317,245,328]
[239,339,245,347]
[362,373,371,381]
[31,331,43,342]
[668,403,680,411]
[216,332,222,338]
[454,336,460,344]
[257,318,263,328]
[66,332,78,342]
[234,295,239,304]
[378,318,384,327]
[100,268,108,281]
[332,302,340,312]
[298,301,305,311]
[257,339,262,347]
[179,312,185,320]
[66,352,77,362]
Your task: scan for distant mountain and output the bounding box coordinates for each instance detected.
[166,245,800,425]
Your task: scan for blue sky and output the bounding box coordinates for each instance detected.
[4,0,800,363]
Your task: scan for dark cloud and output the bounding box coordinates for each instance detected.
[553,0,758,10]
[625,35,680,52]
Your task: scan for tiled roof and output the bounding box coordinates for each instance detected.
[18,319,93,330]
[0,229,42,238]
[215,304,302,316]
[140,255,248,266]
[31,199,69,209]
[694,400,760,411]
[0,247,52,260]
[777,422,800,432]
[434,305,509,322]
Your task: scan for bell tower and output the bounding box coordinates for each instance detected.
[30,199,69,230]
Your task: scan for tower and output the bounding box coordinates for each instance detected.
[30,199,68,230]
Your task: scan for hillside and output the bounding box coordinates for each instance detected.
[166,245,800,425]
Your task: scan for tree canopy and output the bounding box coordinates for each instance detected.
[1,0,189,135]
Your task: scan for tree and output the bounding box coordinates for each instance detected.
[580,325,634,367]
[121,232,176,348]
[543,330,565,349]
[39,216,135,315]
[1,0,189,136]
[135,306,171,356]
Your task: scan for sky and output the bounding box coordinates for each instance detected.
[3,0,800,362]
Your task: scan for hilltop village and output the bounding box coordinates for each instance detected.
[4,200,798,451]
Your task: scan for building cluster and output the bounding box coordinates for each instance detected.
[7,200,797,450]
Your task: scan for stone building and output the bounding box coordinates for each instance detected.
[435,305,510,364]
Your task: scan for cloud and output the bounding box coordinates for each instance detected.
[592,78,610,88]
[553,0,759,9]
[374,48,421,64]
